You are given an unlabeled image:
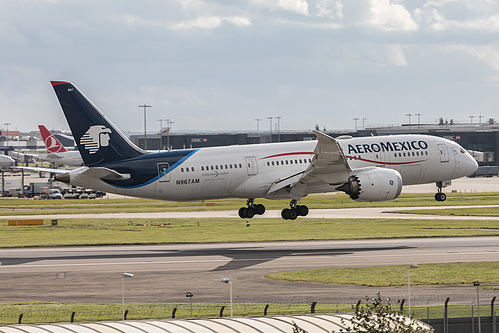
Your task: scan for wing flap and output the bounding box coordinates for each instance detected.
[267,131,351,198]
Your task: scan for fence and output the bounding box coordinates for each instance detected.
[0,299,497,333]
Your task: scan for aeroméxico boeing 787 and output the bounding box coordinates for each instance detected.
[46,81,477,219]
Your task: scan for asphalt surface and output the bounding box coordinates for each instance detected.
[1,175,498,306]
[1,237,498,305]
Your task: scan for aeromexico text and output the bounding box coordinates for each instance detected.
[348,140,428,154]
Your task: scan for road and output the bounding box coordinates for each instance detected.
[1,237,498,305]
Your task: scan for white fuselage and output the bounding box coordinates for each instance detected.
[37,151,84,166]
[67,134,478,202]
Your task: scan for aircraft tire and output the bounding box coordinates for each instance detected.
[435,193,446,202]
[238,207,247,218]
[288,209,298,220]
[245,207,255,218]
[281,208,290,220]
[255,204,266,215]
[296,205,309,216]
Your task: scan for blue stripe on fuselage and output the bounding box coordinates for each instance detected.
[100,149,199,189]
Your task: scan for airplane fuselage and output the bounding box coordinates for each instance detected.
[67,134,476,202]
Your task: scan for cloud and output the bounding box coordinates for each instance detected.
[367,0,419,31]
[169,16,251,30]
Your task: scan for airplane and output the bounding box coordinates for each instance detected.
[41,81,477,220]
[36,125,84,166]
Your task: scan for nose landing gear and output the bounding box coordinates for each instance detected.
[435,181,447,202]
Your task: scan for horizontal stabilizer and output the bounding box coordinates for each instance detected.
[80,167,131,180]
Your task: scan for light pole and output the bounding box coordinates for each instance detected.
[267,117,273,143]
[221,277,233,317]
[122,272,134,320]
[158,119,167,132]
[353,118,359,131]
[405,113,412,132]
[3,123,11,147]
[408,264,419,315]
[166,119,173,150]
[255,118,261,132]
[474,280,481,333]
[362,117,367,130]
[276,116,281,142]
[415,113,422,132]
[138,105,152,150]
[186,292,194,318]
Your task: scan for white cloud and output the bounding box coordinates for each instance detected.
[367,0,419,31]
[277,0,309,15]
[170,16,251,30]
[315,0,344,19]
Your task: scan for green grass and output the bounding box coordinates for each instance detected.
[0,301,487,324]
[1,192,499,216]
[391,207,499,217]
[266,262,499,287]
[1,217,499,247]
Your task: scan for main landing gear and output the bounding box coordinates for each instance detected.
[238,199,266,218]
[435,181,447,202]
[281,200,309,220]
[237,199,309,220]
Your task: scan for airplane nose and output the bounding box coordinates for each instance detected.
[462,152,479,176]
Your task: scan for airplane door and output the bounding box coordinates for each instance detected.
[245,156,258,176]
[438,144,449,163]
[374,150,385,167]
[157,162,171,182]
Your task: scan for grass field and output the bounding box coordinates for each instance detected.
[1,193,498,325]
[0,301,488,324]
[1,192,499,247]
[266,262,499,287]
[1,217,499,247]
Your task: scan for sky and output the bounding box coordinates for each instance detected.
[1,0,499,135]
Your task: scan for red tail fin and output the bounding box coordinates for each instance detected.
[38,125,68,153]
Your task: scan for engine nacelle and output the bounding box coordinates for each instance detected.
[336,168,403,202]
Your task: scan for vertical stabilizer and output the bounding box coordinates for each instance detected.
[38,125,68,153]
[50,81,144,166]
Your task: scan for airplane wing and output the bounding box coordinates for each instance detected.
[13,166,70,174]
[267,131,351,197]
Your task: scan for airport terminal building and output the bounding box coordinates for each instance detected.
[129,122,499,166]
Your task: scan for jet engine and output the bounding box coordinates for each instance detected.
[336,168,403,202]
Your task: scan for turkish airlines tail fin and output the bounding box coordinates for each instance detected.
[50,81,144,166]
[38,125,68,153]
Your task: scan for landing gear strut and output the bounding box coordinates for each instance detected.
[281,200,309,220]
[238,199,265,218]
[435,181,447,202]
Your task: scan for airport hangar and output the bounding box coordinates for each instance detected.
[129,121,499,167]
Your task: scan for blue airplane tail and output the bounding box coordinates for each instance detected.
[51,81,144,166]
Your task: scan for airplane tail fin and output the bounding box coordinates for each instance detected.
[50,81,144,166]
[38,125,68,153]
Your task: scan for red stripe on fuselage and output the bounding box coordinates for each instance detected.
[261,152,314,160]
[345,155,427,166]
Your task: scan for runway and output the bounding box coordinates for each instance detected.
[1,237,498,305]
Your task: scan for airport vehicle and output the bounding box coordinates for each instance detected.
[468,165,499,178]
[31,81,478,219]
[36,125,83,166]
